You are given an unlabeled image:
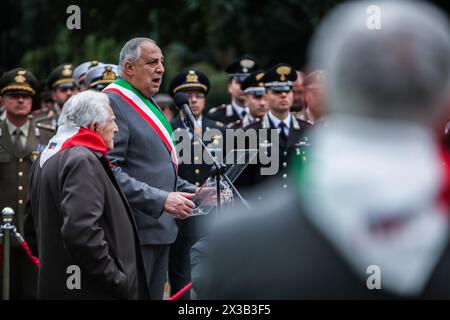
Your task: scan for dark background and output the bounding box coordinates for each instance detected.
[1,0,450,106]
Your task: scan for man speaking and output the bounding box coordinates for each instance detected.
[103,37,196,299]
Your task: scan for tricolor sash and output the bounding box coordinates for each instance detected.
[103,79,178,168]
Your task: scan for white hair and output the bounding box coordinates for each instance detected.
[308,0,450,124]
[58,90,110,128]
[118,37,156,76]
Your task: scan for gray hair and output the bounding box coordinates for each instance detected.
[58,90,110,128]
[308,0,450,124]
[118,37,156,75]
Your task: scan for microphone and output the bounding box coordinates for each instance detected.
[173,92,201,133]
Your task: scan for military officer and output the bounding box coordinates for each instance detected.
[168,68,224,299]
[84,64,119,91]
[0,68,54,299]
[73,60,104,91]
[228,69,268,129]
[295,70,326,125]
[291,70,307,112]
[32,63,79,132]
[48,63,78,115]
[207,55,258,125]
[238,63,311,200]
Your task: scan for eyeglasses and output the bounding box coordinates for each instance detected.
[186,93,205,100]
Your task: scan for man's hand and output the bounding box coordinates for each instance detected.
[164,192,195,219]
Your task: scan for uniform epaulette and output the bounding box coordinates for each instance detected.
[227,119,241,129]
[243,119,260,130]
[208,104,227,114]
[35,122,56,132]
[32,110,55,123]
[292,114,301,130]
[31,107,50,116]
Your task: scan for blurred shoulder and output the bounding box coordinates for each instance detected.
[207,104,227,116]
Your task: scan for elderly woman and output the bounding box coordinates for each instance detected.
[26,90,148,299]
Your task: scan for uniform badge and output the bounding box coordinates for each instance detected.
[240,59,255,73]
[62,64,73,77]
[276,66,292,81]
[102,66,117,81]
[14,70,27,83]
[186,70,199,83]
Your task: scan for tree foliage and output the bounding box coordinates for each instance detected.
[2,0,449,105]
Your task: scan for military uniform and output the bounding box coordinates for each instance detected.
[167,68,225,299]
[172,116,225,190]
[235,63,311,200]
[35,63,78,130]
[207,55,259,125]
[227,113,258,129]
[236,113,310,198]
[207,102,242,125]
[0,68,54,299]
[0,118,54,232]
[227,69,267,129]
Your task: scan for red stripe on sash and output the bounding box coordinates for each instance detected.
[104,88,177,169]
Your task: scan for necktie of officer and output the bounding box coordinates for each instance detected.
[13,128,24,156]
[241,110,247,119]
[278,122,288,143]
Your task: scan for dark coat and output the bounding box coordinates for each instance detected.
[27,146,148,299]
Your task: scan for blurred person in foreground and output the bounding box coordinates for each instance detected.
[195,0,450,299]
[26,91,148,299]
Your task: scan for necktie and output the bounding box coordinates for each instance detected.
[13,128,23,156]
[278,122,288,143]
[241,110,247,119]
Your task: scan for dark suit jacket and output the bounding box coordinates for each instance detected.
[27,146,148,299]
[106,92,196,245]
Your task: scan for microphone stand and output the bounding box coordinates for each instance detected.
[181,114,251,215]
